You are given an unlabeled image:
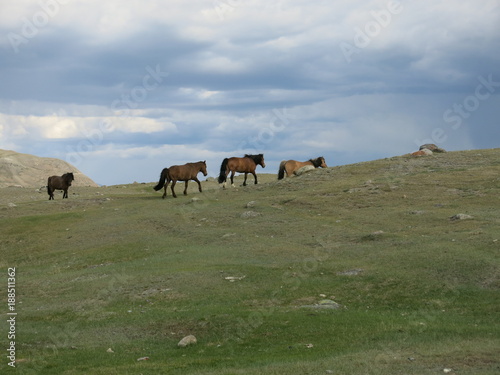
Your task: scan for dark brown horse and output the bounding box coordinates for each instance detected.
[278,157,327,179]
[153,161,208,198]
[218,154,266,188]
[47,172,75,200]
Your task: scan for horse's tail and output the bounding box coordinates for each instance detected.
[153,168,169,191]
[47,177,52,197]
[277,161,287,180]
[218,158,229,184]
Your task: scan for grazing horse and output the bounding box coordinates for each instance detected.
[47,172,75,200]
[278,157,327,179]
[153,161,208,198]
[218,154,266,188]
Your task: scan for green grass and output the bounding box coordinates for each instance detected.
[1,149,499,374]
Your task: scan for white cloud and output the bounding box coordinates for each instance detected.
[0,113,177,141]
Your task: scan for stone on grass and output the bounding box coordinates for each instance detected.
[241,211,261,218]
[246,201,257,208]
[419,143,446,153]
[178,335,197,347]
[450,214,473,221]
[336,268,363,276]
[301,299,343,310]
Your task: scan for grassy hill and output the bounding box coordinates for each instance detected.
[1,149,499,374]
[0,149,99,188]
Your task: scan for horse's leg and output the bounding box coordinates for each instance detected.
[171,180,177,198]
[252,171,258,184]
[184,180,189,195]
[63,188,68,199]
[194,178,202,192]
[162,181,169,199]
[230,171,236,187]
[243,173,248,186]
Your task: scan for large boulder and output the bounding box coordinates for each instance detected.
[419,144,446,153]
[294,165,316,176]
[411,149,433,157]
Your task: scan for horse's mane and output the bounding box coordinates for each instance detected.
[63,172,74,180]
[309,157,324,168]
[244,154,264,164]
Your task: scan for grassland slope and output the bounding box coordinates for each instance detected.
[1,149,499,374]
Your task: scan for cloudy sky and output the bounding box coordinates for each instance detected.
[1,0,499,185]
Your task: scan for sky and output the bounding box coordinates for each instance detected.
[0,0,499,185]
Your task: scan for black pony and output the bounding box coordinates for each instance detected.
[47,172,74,200]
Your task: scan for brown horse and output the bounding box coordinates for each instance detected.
[47,172,75,200]
[218,154,266,188]
[153,161,208,198]
[278,157,327,179]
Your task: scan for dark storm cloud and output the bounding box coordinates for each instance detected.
[0,1,499,185]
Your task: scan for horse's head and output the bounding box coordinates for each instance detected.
[311,157,327,168]
[65,172,75,184]
[200,161,208,176]
[258,154,266,168]
[319,157,327,168]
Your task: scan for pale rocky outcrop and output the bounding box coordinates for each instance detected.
[0,149,99,188]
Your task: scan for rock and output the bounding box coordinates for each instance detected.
[190,197,200,203]
[245,201,257,208]
[178,335,197,347]
[450,214,473,221]
[241,211,261,218]
[361,231,384,241]
[336,268,363,276]
[301,299,343,310]
[225,275,246,282]
[411,149,433,156]
[410,210,425,215]
[7,203,17,208]
[106,348,114,353]
[420,144,446,153]
[318,299,342,309]
[294,165,316,176]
